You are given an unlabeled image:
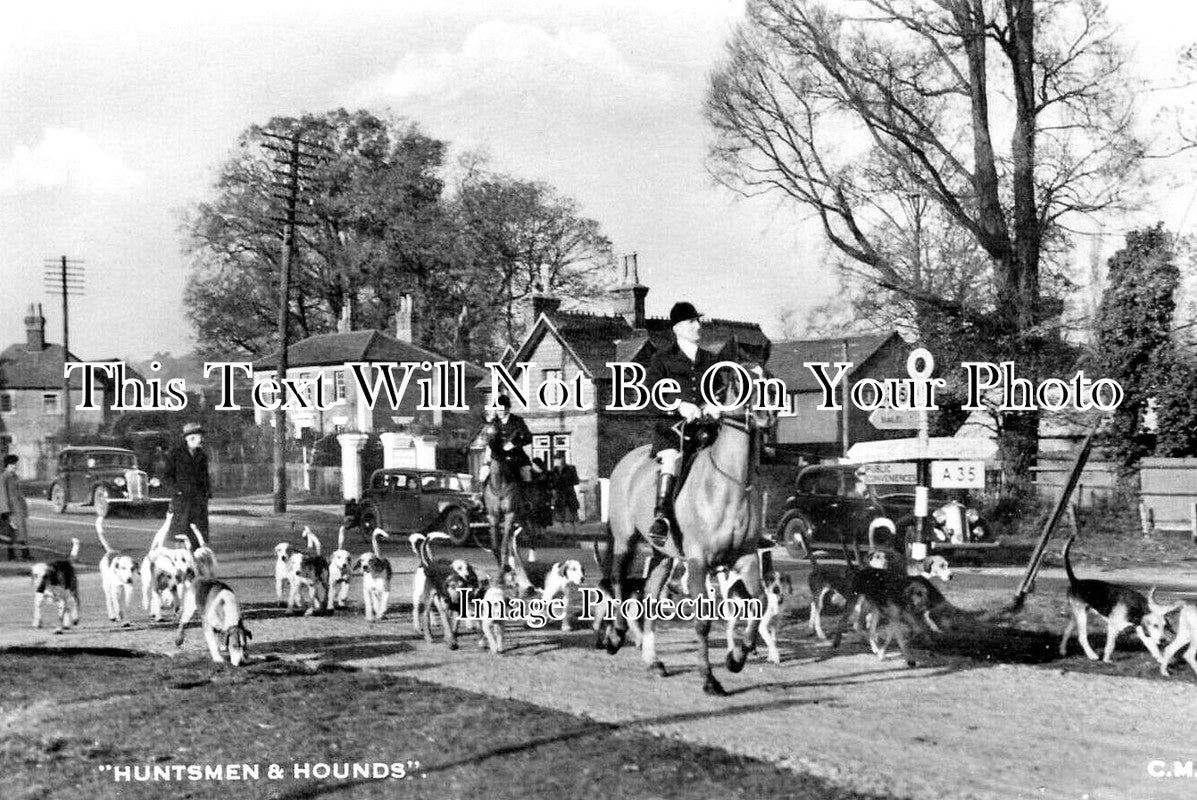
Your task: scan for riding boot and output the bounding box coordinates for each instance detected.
[647,472,676,551]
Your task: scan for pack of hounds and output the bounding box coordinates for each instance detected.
[28,518,1197,679]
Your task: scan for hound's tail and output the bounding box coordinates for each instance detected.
[371,528,389,559]
[148,512,174,553]
[68,538,80,563]
[301,527,322,556]
[838,533,856,571]
[94,517,116,555]
[508,527,534,595]
[408,533,427,566]
[423,531,450,566]
[190,524,206,549]
[1062,533,1079,588]
[337,525,346,552]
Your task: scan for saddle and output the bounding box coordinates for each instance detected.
[672,420,720,499]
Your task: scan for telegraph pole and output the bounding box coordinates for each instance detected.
[44,256,84,438]
[261,127,328,513]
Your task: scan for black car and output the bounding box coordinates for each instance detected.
[47,446,171,517]
[775,464,990,560]
[352,468,484,546]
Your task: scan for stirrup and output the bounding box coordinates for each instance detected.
[648,516,672,551]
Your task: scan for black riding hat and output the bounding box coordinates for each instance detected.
[669,301,702,326]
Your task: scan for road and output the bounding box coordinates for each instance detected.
[5,503,1197,800]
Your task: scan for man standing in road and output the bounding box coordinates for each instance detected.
[163,422,211,549]
[0,455,31,560]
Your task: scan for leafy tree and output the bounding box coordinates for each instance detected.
[182,110,613,362]
[705,0,1143,492]
[1090,224,1179,474]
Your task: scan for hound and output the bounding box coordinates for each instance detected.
[807,548,889,641]
[410,532,483,649]
[190,524,218,579]
[95,517,137,625]
[141,514,196,621]
[288,527,328,616]
[507,527,585,631]
[834,566,932,667]
[717,548,792,665]
[327,526,353,610]
[31,538,80,632]
[475,580,508,655]
[174,578,253,666]
[1059,534,1173,663]
[273,541,295,606]
[354,528,393,621]
[1156,592,1197,678]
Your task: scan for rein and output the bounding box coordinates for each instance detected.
[704,410,759,491]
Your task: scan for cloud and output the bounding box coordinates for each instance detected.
[0,128,145,197]
[357,21,680,118]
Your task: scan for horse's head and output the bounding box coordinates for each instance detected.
[712,361,777,432]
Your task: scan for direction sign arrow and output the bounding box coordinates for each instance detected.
[868,408,922,430]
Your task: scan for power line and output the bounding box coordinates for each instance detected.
[43,256,84,438]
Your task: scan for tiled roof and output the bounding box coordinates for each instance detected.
[254,330,486,377]
[0,343,109,390]
[768,332,906,392]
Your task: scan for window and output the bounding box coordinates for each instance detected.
[42,392,61,415]
[541,368,564,406]
[0,392,11,412]
[333,370,346,401]
[531,433,571,466]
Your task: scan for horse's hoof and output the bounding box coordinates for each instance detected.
[649,660,667,678]
[703,676,727,696]
[726,649,747,674]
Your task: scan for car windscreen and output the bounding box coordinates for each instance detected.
[84,453,137,469]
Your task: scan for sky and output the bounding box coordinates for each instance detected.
[3,0,1197,362]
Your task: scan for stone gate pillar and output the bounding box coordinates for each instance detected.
[337,432,370,501]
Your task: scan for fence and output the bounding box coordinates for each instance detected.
[1030,458,1119,508]
[209,462,343,500]
[1139,457,1197,533]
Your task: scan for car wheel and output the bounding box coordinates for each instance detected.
[442,508,470,547]
[93,486,110,518]
[50,483,67,514]
[778,510,813,560]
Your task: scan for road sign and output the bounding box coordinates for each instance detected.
[931,460,985,489]
[868,408,922,430]
[857,462,918,485]
[846,437,997,463]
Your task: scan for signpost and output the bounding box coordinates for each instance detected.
[868,408,922,430]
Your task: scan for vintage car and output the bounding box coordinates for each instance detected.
[47,446,171,517]
[352,468,484,546]
[775,463,991,560]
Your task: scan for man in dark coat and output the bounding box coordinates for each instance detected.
[643,301,723,550]
[485,394,533,483]
[550,452,580,534]
[163,421,211,549]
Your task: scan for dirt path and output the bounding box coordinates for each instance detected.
[3,564,1195,800]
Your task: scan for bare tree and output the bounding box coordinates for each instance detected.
[706,0,1143,490]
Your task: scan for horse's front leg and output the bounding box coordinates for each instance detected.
[600,539,637,653]
[684,556,723,696]
[726,552,765,674]
[500,512,517,575]
[488,514,504,574]
[641,552,673,678]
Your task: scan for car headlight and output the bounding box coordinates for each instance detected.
[150,477,161,488]
[113,477,126,487]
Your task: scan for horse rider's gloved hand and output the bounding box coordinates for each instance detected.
[679,401,702,422]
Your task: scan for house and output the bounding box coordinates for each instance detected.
[0,304,114,479]
[252,295,487,476]
[476,255,770,518]
[767,332,915,461]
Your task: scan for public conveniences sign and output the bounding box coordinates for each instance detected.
[858,462,918,485]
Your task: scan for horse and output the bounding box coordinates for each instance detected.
[482,446,525,576]
[599,365,775,696]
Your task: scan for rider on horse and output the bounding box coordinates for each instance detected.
[644,301,724,552]
[485,394,533,484]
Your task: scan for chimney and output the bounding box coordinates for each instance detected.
[24,303,45,351]
[532,294,562,319]
[337,301,354,334]
[610,253,647,330]
[394,293,413,343]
